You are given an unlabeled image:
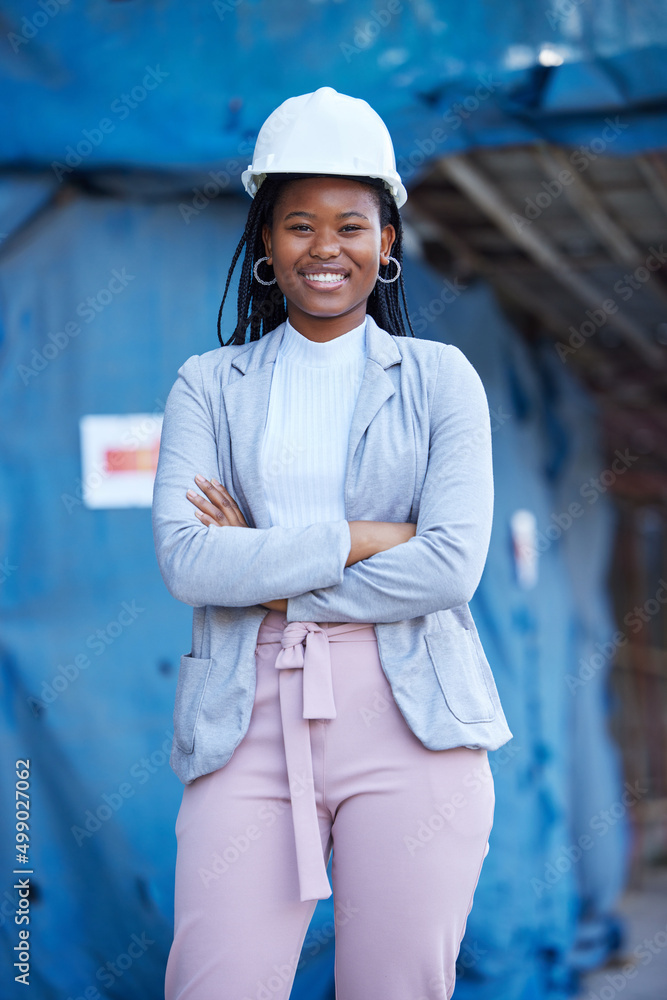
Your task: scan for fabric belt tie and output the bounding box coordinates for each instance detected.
[257,617,376,902]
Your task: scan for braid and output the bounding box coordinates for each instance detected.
[365,186,415,339]
[217,176,415,346]
[216,177,287,346]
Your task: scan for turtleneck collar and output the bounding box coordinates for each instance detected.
[278,314,367,368]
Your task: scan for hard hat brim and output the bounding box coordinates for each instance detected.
[241,167,407,209]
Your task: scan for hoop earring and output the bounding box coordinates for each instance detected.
[376,255,401,284]
[253,256,277,286]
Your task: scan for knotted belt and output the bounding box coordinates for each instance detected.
[256,617,377,902]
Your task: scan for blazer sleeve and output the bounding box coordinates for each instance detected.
[285,344,494,624]
[151,353,352,608]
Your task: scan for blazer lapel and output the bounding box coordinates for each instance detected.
[345,315,402,494]
[223,315,403,528]
[223,325,283,529]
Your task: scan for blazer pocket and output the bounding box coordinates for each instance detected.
[173,653,213,754]
[424,628,496,724]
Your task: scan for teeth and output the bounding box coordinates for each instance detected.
[302,272,347,283]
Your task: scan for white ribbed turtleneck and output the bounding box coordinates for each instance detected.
[259,314,367,528]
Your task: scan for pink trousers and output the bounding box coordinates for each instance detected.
[165,611,495,1000]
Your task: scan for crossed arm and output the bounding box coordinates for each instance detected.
[185,473,416,612]
[152,346,493,622]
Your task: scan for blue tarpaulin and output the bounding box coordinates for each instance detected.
[1,0,667,183]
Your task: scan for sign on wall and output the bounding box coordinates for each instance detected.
[79,413,163,508]
[510,508,538,589]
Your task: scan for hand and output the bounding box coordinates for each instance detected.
[346,520,416,565]
[259,522,416,614]
[186,476,282,609]
[186,476,249,528]
[260,598,288,612]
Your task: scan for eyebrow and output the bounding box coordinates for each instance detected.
[282,210,370,222]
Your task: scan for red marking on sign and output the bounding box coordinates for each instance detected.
[105,439,160,473]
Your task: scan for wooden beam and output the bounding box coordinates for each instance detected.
[403,202,574,339]
[437,154,665,368]
[535,144,667,310]
[402,201,619,380]
[608,470,667,503]
[636,154,667,220]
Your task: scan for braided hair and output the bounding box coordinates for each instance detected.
[216,174,415,346]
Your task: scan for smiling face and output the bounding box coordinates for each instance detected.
[261,176,396,340]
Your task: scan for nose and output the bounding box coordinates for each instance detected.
[309,229,341,259]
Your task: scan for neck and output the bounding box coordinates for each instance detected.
[285,303,368,343]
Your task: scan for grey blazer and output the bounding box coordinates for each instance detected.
[152,314,513,784]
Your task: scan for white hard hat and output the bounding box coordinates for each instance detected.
[241,86,408,209]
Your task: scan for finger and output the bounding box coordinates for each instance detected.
[209,478,248,526]
[189,477,245,527]
[194,475,247,527]
[193,481,237,525]
[191,476,237,518]
[186,489,233,526]
[190,475,248,527]
[194,509,218,528]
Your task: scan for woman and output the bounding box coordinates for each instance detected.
[153,87,513,1000]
